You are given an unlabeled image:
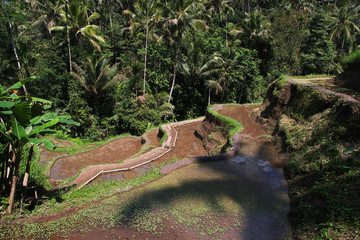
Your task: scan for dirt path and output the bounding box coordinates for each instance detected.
[288,77,359,103]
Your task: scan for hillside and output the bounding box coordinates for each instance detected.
[256,76,360,239]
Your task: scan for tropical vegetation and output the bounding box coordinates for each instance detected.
[0,0,359,238]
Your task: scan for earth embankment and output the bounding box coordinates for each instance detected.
[256,77,360,239]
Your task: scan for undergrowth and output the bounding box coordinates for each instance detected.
[274,79,360,239]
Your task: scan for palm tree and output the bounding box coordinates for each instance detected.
[70,53,125,112]
[205,80,222,105]
[230,9,272,75]
[29,0,63,38]
[329,2,360,55]
[179,39,224,113]
[158,0,208,103]
[204,0,234,41]
[49,0,105,71]
[153,91,175,119]
[230,9,271,48]
[124,0,161,95]
[124,60,144,97]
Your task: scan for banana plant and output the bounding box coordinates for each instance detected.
[0,77,79,215]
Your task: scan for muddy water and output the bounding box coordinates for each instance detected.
[199,155,290,239]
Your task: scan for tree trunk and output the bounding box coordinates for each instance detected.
[341,34,346,52]
[238,77,246,103]
[208,88,211,106]
[7,149,20,215]
[65,1,72,72]
[2,5,27,95]
[0,144,11,194]
[328,44,337,74]
[5,144,14,195]
[20,144,34,214]
[168,45,179,103]
[106,0,113,28]
[225,21,228,45]
[143,14,149,95]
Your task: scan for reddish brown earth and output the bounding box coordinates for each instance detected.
[50,104,289,239]
[146,129,160,147]
[15,77,359,239]
[92,122,208,184]
[216,105,281,168]
[5,105,291,240]
[217,104,267,137]
[50,137,142,180]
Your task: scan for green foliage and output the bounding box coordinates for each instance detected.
[273,81,360,239]
[114,85,162,136]
[0,77,79,214]
[300,10,334,75]
[271,8,306,75]
[343,49,360,67]
[207,104,243,148]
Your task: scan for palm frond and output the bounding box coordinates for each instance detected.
[86,12,100,22]
[101,74,126,91]
[48,25,66,32]
[89,38,102,52]
[71,61,86,77]
[70,72,89,92]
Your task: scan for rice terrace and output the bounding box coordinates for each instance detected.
[1,0,360,239]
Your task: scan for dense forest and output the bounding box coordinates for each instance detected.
[0,0,359,218]
[2,0,359,139]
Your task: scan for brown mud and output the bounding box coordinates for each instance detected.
[91,122,208,184]
[50,137,142,180]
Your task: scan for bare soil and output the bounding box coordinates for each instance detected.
[50,137,142,180]
[217,104,267,137]
[147,129,160,147]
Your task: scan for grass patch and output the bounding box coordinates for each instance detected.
[290,74,335,79]
[343,49,360,66]
[158,125,167,146]
[207,104,244,148]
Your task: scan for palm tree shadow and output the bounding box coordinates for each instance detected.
[114,140,291,239]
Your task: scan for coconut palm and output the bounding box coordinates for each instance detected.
[153,91,175,118]
[29,0,63,38]
[230,9,271,48]
[329,2,360,55]
[49,0,105,71]
[158,0,208,103]
[205,80,222,106]
[204,0,234,42]
[124,0,161,95]
[180,39,224,113]
[70,53,125,112]
[124,60,144,97]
